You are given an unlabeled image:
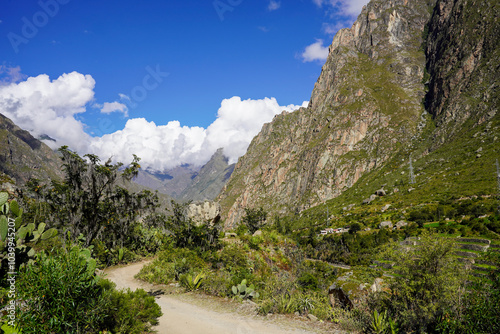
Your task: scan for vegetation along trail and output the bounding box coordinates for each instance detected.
[104,261,320,334]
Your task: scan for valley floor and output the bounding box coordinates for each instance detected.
[103,260,342,334]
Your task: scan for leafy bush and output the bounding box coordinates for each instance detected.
[136,248,207,285]
[99,279,162,334]
[202,270,233,297]
[166,201,222,253]
[373,232,468,332]
[16,249,108,333]
[231,279,259,300]
[298,272,319,290]
[248,235,264,250]
[25,148,158,249]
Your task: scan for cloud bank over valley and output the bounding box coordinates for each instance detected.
[0,71,308,170]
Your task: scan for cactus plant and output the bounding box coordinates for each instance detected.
[0,192,59,272]
[231,279,259,300]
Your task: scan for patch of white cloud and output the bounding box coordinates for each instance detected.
[268,1,281,11]
[0,65,26,85]
[312,0,368,17]
[0,71,308,171]
[99,101,129,117]
[119,93,131,101]
[301,39,329,62]
[322,22,348,36]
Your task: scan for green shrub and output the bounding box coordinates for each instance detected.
[217,244,248,271]
[100,279,162,334]
[202,270,233,297]
[242,207,267,234]
[136,248,207,285]
[374,232,468,332]
[298,272,319,290]
[231,279,259,300]
[248,235,264,250]
[179,272,205,291]
[16,250,108,333]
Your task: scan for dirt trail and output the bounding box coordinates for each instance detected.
[104,261,319,334]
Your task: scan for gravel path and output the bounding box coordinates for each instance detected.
[103,261,319,334]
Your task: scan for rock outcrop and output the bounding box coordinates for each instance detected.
[185,201,221,225]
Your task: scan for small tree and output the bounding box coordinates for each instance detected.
[25,146,158,248]
[349,222,361,234]
[373,232,468,332]
[242,207,267,234]
[165,200,221,252]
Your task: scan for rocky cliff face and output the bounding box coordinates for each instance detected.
[218,0,436,227]
[0,113,63,185]
[424,0,499,145]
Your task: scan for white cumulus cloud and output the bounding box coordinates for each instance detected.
[99,101,129,117]
[89,97,308,170]
[0,71,94,152]
[0,71,308,171]
[301,39,330,62]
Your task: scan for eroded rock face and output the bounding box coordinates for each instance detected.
[185,201,221,225]
[218,0,434,227]
[425,0,500,145]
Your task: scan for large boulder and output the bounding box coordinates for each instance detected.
[379,221,393,229]
[395,220,408,229]
[362,194,378,205]
[185,201,221,225]
[328,271,384,309]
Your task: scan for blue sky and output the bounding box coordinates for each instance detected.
[0,0,367,170]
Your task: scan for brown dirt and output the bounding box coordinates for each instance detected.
[103,260,341,334]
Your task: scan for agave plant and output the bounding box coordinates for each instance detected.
[370,310,398,334]
[180,272,205,291]
[231,279,259,300]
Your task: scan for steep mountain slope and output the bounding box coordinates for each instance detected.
[218,0,499,228]
[179,148,235,202]
[134,148,234,201]
[0,113,63,185]
[218,0,436,226]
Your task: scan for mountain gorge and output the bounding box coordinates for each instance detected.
[218,0,499,227]
[133,148,235,202]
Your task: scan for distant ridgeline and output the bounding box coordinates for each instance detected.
[218,0,500,228]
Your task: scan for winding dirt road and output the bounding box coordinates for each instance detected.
[104,261,323,334]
